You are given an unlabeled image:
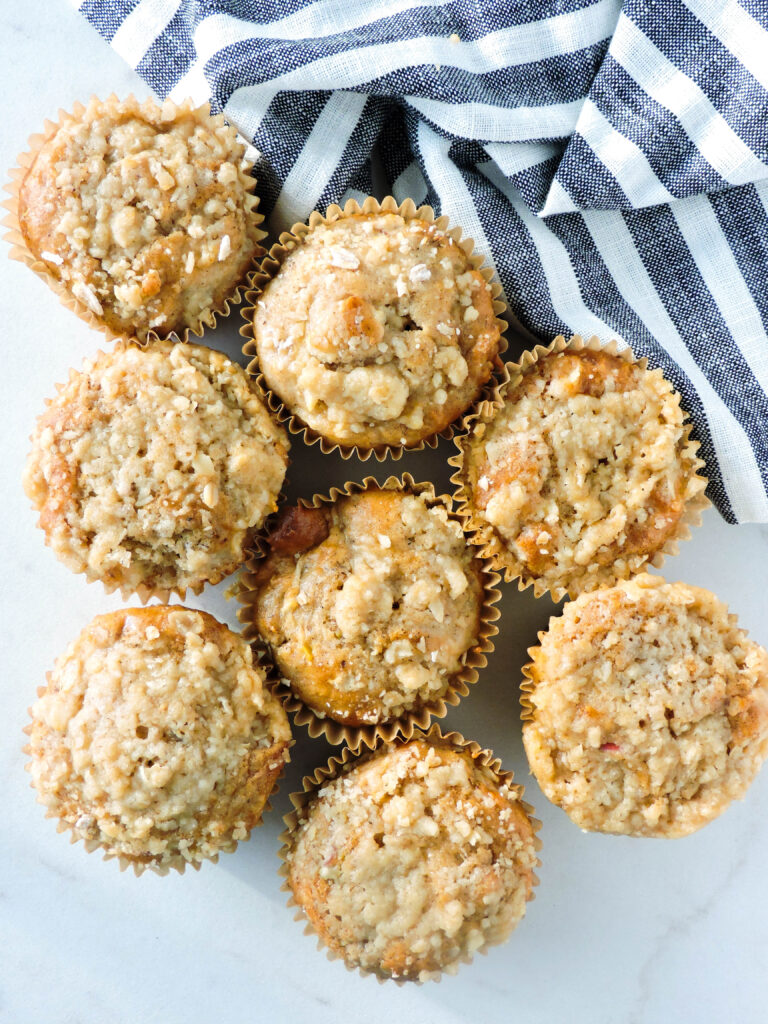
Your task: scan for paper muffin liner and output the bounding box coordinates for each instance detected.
[24,338,290,605]
[278,723,542,983]
[22,634,293,877]
[3,94,266,347]
[449,333,710,603]
[237,473,501,751]
[239,194,508,461]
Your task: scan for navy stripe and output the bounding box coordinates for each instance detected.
[554,132,631,209]
[317,96,390,209]
[737,0,768,27]
[709,184,768,337]
[587,56,727,200]
[78,0,137,42]
[627,0,768,164]
[544,210,731,516]
[512,153,567,213]
[136,9,198,99]
[625,202,768,494]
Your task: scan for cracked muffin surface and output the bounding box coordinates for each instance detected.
[24,340,288,597]
[286,739,537,981]
[18,96,262,339]
[523,574,768,837]
[460,345,705,597]
[28,607,292,870]
[250,488,484,726]
[252,212,501,449]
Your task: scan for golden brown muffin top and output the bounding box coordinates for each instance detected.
[251,489,484,726]
[18,96,262,339]
[28,607,292,870]
[253,212,501,449]
[24,340,288,598]
[462,346,704,597]
[523,574,768,837]
[287,740,537,980]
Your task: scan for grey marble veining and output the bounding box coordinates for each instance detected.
[1,5,767,1023]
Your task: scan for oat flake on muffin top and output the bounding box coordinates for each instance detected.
[523,574,768,837]
[286,739,537,980]
[251,487,485,727]
[27,606,292,871]
[460,342,705,597]
[17,96,262,339]
[252,211,502,449]
[23,340,289,598]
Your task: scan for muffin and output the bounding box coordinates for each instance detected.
[455,337,707,599]
[26,606,292,872]
[248,201,503,452]
[23,340,289,600]
[522,574,768,837]
[12,96,262,340]
[245,482,489,735]
[284,735,539,981]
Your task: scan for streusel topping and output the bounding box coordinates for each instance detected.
[252,489,484,725]
[523,575,768,837]
[19,96,261,339]
[463,346,703,596]
[28,607,292,869]
[24,341,288,596]
[287,740,537,980]
[253,212,501,448]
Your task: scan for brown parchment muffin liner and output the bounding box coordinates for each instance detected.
[22,682,292,878]
[3,94,266,346]
[449,333,710,603]
[239,194,508,462]
[237,473,501,751]
[24,338,290,606]
[278,723,542,983]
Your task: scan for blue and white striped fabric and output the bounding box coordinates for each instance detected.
[76,0,768,523]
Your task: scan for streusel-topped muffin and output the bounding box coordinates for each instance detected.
[251,208,502,450]
[522,574,768,837]
[285,736,538,980]
[15,96,262,339]
[457,339,707,598]
[249,486,485,728]
[27,606,292,872]
[24,340,288,598]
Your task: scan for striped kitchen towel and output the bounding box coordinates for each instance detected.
[76,0,768,523]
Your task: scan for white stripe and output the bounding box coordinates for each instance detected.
[271,92,368,230]
[417,122,502,293]
[480,159,622,344]
[582,208,768,521]
[111,0,182,67]
[192,0,454,48]
[188,0,619,92]
[221,85,280,144]
[613,17,768,186]
[756,178,768,222]
[671,195,768,395]
[168,61,211,103]
[340,187,369,206]
[572,99,675,208]
[682,0,768,92]
[391,161,429,206]
[539,178,579,216]
[407,95,584,143]
[485,140,564,177]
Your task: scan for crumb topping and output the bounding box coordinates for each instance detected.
[287,741,536,980]
[465,348,702,595]
[19,97,261,339]
[253,212,501,448]
[523,574,768,837]
[28,607,292,867]
[23,340,288,595]
[253,490,483,726]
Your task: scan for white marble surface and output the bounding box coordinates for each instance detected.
[1,6,768,1023]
